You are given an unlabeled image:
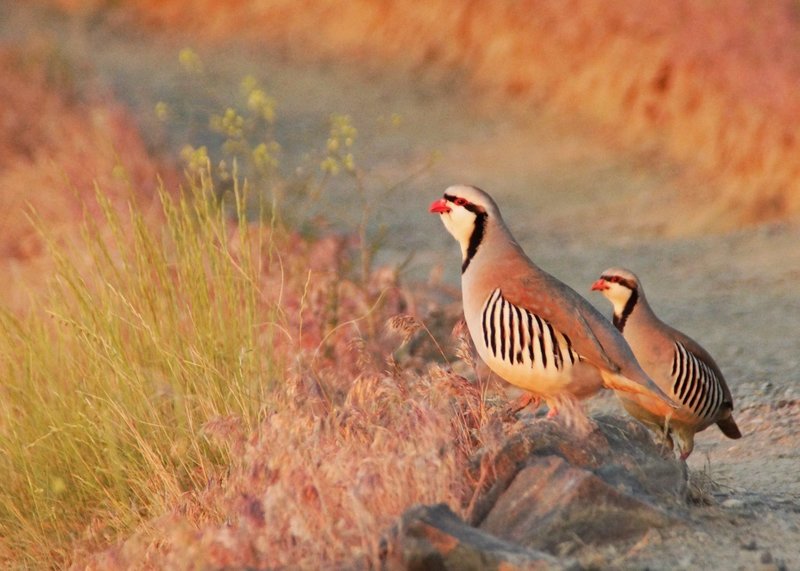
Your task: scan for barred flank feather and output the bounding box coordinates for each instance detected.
[479,289,578,373]
[670,341,724,421]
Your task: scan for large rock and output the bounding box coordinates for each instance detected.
[469,416,688,526]
[382,503,578,570]
[387,414,688,569]
[480,455,675,553]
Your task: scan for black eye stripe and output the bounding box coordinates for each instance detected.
[601,275,637,290]
[443,193,486,215]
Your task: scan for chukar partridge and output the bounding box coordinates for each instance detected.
[592,267,742,458]
[429,185,675,421]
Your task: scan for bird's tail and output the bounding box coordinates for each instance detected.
[600,371,683,419]
[716,413,742,439]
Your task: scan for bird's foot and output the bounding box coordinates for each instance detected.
[503,393,541,420]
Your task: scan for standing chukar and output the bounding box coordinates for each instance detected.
[429,185,676,422]
[592,267,742,458]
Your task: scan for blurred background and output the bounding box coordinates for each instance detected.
[3,0,800,307]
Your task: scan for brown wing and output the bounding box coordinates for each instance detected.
[500,267,633,374]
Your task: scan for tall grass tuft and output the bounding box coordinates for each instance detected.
[0,173,284,566]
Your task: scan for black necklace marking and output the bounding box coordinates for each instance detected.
[613,288,638,332]
[462,211,487,273]
[442,195,488,274]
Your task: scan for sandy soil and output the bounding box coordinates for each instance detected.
[3,3,799,569]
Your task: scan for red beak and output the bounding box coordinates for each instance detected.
[429,198,451,214]
[591,279,609,291]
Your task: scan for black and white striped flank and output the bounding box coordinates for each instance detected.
[480,289,579,372]
[670,341,724,420]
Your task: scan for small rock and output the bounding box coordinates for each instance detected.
[722,498,746,509]
[741,538,758,550]
[761,550,773,564]
[468,415,687,527]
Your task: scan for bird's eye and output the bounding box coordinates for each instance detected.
[610,276,620,283]
[453,197,468,206]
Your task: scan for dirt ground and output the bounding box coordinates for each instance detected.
[3,3,799,569]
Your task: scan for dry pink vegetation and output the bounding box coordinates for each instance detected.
[0,28,502,570]
[84,373,490,569]
[53,0,800,227]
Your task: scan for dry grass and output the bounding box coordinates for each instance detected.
[0,37,506,568]
[81,347,498,569]
[45,0,800,228]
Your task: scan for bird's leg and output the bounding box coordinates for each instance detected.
[546,406,559,418]
[658,415,676,457]
[504,392,541,418]
[662,412,673,439]
[661,429,675,455]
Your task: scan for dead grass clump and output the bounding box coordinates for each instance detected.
[73,296,496,568]
[686,453,740,507]
[687,469,719,506]
[141,369,486,570]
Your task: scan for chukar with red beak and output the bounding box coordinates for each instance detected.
[429,185,676,421]
[592,267,742,458]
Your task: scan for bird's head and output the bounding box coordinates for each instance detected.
[591,267,641,315]
[429,185,500,267]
